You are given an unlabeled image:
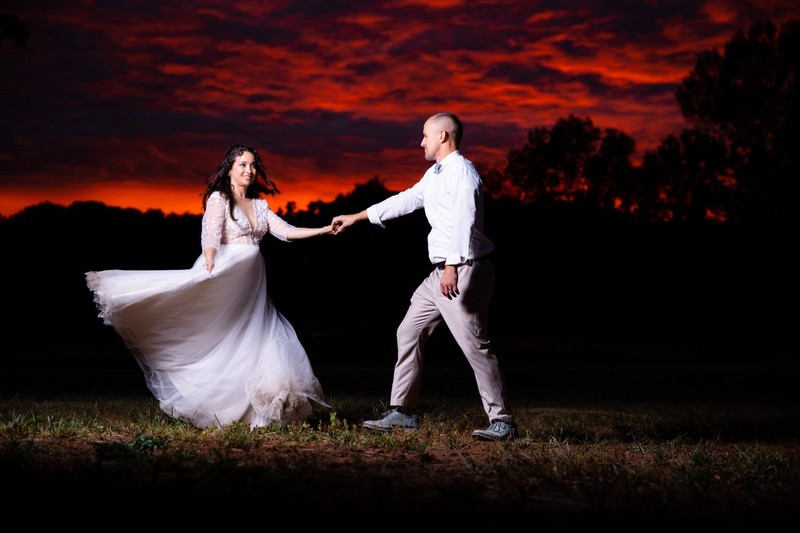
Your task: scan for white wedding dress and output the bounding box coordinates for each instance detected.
[86,191,329,428]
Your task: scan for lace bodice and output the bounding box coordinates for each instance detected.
[201,191,295,251]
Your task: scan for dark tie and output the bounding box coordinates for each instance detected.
[434,163,442,174]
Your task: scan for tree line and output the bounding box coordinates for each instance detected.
[1,185,795,365]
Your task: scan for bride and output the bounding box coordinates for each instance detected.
[86,144,334,428]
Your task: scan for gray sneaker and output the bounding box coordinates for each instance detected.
[472,419,518,441]
[363,407,420,431]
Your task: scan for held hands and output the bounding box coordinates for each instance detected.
[330,213,357,235]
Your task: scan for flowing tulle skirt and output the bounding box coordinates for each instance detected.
[86,244,329,428]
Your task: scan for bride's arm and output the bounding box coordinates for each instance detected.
[266,205,334,241]
[286,225,335,240]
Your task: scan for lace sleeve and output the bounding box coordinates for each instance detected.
[265,205,296,242]
[201,192,226,251]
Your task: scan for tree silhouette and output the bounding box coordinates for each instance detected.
[641,129,731,223]
[584,128,638,214]
[501,115,601,204]
[675,19,800,223]
[495,114,642,215]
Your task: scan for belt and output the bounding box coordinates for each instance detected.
[434,255,489,270]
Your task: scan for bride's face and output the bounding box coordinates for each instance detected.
[230,152,256,191]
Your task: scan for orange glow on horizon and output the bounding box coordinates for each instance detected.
[0,181,348,219]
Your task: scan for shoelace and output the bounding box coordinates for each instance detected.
[382,408,409,418]
[488,420,515,433]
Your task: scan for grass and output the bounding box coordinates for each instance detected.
[2,382,799,529]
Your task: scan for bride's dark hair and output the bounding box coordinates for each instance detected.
[202,144,280,218]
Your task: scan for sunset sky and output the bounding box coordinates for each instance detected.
[2,0,798,218]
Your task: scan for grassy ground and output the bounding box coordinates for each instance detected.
[2,346,799,530]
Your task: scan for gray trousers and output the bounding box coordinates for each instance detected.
[389,258,513,423]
